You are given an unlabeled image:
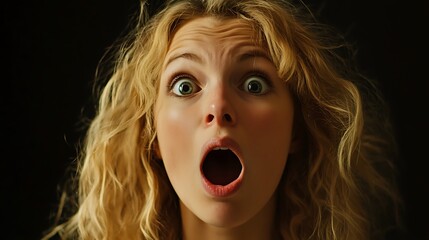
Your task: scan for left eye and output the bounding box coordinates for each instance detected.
[171,77,199,96]
[242,75,271,95]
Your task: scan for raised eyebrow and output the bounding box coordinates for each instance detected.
[163,49,272,68]
[238,49,273,63]
[164,52,203,68]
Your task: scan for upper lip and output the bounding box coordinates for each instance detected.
[200,137,243,170]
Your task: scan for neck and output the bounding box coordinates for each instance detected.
[180,195,280,240]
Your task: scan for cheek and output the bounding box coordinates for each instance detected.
[156,104,197,166]
[243,102,294,178]
[245,103,294,145]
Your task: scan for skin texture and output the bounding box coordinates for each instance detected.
[155,17,296,240]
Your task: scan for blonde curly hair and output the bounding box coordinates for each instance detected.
[43,0,402,239]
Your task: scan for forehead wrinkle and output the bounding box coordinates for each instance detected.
[164,17,266,68]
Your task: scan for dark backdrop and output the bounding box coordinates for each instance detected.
[3,0,428,239]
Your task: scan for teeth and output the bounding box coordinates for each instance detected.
[213,147,229,150]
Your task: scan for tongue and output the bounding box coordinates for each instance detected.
[202,150,242,186]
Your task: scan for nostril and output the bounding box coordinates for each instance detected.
[207,114,215,123]
[206,113,234,125]
[223,114,232,122]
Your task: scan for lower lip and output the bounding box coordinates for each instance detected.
[201,173,243,198]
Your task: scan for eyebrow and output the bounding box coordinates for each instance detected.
[164,52,203,67]
[164,49,273,67]
[238,49,273,63]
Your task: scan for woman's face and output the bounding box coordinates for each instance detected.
[155,17,295,228]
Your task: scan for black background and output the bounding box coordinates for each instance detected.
[3,0,428,239]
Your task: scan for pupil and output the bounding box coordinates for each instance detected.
[180,83,191,94]
[248,81,261,92]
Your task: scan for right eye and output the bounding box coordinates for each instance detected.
[171,76,199,96]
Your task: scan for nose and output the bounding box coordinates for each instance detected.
[204,87,236,127]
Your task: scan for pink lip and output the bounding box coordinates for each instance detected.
[200,137,244,198]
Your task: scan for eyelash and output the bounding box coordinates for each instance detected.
[166,70,273,95]
[168,73,193,89]
[168,73,198,96]
[242,71,273,87]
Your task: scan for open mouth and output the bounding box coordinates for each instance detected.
[202,148,243,186]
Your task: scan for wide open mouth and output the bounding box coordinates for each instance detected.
[202,148,242,186]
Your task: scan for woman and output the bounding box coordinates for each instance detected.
[43,0,402,239]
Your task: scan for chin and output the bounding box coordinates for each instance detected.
[197,201,252,229]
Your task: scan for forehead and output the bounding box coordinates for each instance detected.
[173,16,256,36]
[168,16,262,51]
